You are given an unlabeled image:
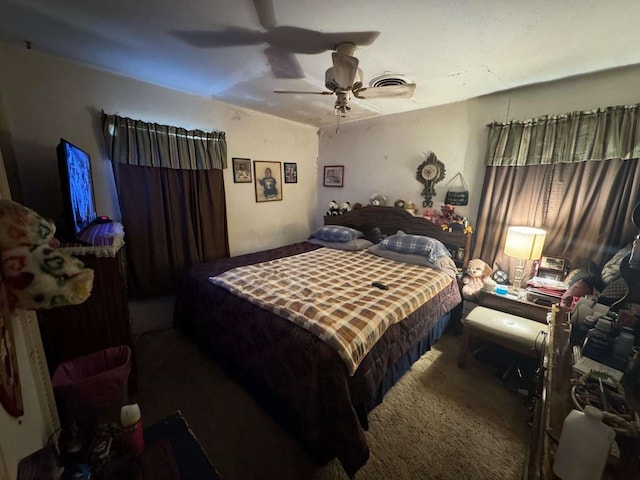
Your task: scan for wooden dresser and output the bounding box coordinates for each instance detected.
[526,307,640,479]
[37,224,133,380]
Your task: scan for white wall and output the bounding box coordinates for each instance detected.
[0,148,59,480]
[317,65,640,231]
[2,41,639,251]
[0,43,319,256]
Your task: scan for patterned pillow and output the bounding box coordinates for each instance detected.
[306,238,373,251]
[600,244,632,285]
[309,225,364,242]
[368,244,458,277]
[597,277,629,306]
[378,233,451,263]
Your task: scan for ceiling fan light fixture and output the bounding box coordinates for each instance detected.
[369,73,412,88]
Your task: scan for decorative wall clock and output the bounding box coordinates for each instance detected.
[416,152,446,207]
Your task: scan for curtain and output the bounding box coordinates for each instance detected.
[102,114,229,297]
[474,104,640,276]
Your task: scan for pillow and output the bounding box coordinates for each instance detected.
[378,233,451,263]
[309,225,364,243]
[597,277,629,306]
[368,244,434,267]
[368,244,458,277]
[306,238,373,251]
[600,244,632,285]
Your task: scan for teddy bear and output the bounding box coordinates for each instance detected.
[461,258,492,300]
[339,201,351,215]
[0,200,94,310]
[326,200,340,216]
[421,207,440,223]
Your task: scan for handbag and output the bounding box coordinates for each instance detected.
[444,172,469,206]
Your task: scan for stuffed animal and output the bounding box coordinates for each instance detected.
[0,200,94,310]
[339,201,351,214]
[421,207,440,223]
[326,200,340,216]
[461,258,492,300]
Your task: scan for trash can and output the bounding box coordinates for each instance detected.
[52,345,132,418]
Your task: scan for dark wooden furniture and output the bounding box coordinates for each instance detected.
[526,307,640,480]
[37,239,132,378]
[142,411,221,480]
[103,411,222,480]
[478,289,551,324]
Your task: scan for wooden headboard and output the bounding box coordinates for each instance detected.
[324,206,472,267]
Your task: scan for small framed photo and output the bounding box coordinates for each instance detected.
[232,157,252,183]
[538,270,564,282]
[323,165,344,187]
[284,162,297,184]
[254,160,283,202]
[539,256,567,272]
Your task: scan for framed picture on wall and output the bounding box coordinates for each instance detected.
[232,157,252,183]
[284,162,297,183]
[323,165,344,187]
[254,160,283,202]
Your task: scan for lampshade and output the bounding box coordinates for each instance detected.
[504,226,547,260]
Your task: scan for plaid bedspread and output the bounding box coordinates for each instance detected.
[209,248,452,375]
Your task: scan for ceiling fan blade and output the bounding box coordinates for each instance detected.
[353,83,417,99]
[253,0,276,30]
[172,28,264,47]
[274,90,333,95]
[264,46,304,78]
[332,52,359,89]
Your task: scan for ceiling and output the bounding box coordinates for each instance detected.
[1,0,640,128]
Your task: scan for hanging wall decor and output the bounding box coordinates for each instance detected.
[0,282,22,417]
[254,161,283,202]
[416,152,446,207]
[444,172,469,206]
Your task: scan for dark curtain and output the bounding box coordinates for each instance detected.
[473,103,640,273]
[474,160,640,276]
[102,114,229,297]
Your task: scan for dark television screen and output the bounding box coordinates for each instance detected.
[56,138,97,239]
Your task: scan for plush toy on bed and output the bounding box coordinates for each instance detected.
[326,200,340,216]
[339,201,351,215]
[0,199,94,310]
[461,258,492,300]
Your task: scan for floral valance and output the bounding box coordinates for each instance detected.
[485,103,640,166]
[102,113,227,170]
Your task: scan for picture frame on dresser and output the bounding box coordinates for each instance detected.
[536,256,567,281]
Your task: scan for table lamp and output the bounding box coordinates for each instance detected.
[504,226,547,291]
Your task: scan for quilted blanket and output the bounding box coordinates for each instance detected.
[209,247,452,375]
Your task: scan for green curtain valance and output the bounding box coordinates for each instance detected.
[102,113,227,170]
[485,103,640,166]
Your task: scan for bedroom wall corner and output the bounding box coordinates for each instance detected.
[0,42,319,258]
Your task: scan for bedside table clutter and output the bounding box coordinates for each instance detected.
[523,301,640,480]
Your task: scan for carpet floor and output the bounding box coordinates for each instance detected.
[130,327,530,480]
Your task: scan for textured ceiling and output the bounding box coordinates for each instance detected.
[1,0,639,127]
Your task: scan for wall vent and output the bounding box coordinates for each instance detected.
[369,73,412,88]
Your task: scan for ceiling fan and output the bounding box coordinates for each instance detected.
[274,42,417,116]
[173,0,380,79]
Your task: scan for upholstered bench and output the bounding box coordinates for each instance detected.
[458,306,548,368]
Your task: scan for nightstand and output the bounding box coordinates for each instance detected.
[477,290,551,324]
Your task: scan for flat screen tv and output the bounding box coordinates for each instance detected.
[56,138,97,242]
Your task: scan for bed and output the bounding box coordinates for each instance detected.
[174,206,471,477]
